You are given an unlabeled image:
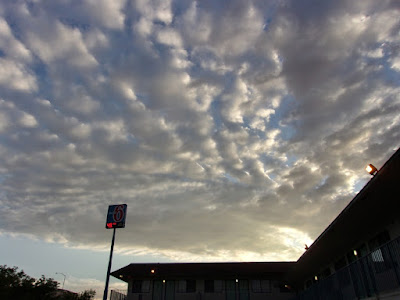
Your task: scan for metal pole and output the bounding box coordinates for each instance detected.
[56,272,66,289]
[103,227,116,300]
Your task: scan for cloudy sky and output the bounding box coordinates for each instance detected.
[0,0,399,297]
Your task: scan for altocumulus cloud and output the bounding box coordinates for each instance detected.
[0,0,399,262]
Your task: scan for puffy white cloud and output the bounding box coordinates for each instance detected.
[0,0,399,267]
[135,0,173,25]
[157,28,183,48]
[18,112,38,128]
[0,17,32,62]
[0,58,37,92]
[25,20,97,68]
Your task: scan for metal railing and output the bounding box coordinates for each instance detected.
[293,236,400,300]
[110,289,127,300]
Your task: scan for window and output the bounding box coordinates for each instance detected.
[205,280,223,293]
[251,280,271,293]
[132,280,150,293]
[369,230,392,272]
[177,280,196,293]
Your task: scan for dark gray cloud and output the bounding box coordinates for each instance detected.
[0,0,399,261]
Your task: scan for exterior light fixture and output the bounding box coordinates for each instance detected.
[353,250,358,256]
[314,276,318,281]
[151,269,155,274]
[163,280,166,283]
[365,164,378,175]
[119,275,123,279]
[236,279,239,283]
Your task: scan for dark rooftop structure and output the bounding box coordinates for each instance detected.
[112,262,296,282]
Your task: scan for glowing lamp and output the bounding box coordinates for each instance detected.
[365,164,378,175]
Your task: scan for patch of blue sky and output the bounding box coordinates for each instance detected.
[268,95,298,141]
[134,92,150,107]
[279,126,296,141]
[352,178,369,194]
[382,63,400,86]
[222,173,243,186]
[32,61,55,100]
[0,174,11,184]
[106,97,126,113]
[208,73,238,131]
[263,17,273,31]
[369,42,400,86]
[126,134,139,145]
[241,116,266,139]
[267,172,277,181]
[153,20,168,28]
[2,15,25,42]
[261,0,279,32]
[153,41,175,58]
[59,17,91,32]
[171,1,192,19]
[314,175,329,190]
[255,155,279,183]
[285,154,298,168]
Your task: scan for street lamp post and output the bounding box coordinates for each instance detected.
[56,272,66,290]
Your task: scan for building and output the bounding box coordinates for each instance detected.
[112,148,400,300]
[288,148,400,299]
[112,262,296,300]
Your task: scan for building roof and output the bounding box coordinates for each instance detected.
[111,262,296,282]
[287,148,400,286]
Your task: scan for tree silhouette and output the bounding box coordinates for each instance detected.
[0,265,95,300]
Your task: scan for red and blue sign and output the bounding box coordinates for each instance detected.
[106,204,127,229]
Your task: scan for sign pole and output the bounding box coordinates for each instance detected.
[103,204,127,300]
[103,227,116,300]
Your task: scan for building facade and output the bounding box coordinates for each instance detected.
[112,262,296,300]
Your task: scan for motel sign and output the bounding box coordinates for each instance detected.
[105,204,127,229]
